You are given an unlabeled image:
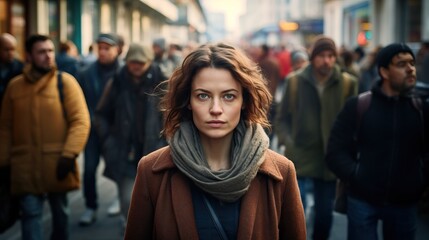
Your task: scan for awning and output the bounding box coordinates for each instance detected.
[140,0,178,21]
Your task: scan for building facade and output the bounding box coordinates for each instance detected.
[0,0,206,59]
[327,0,428,50]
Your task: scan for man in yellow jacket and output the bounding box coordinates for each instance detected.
[0,34,90,240]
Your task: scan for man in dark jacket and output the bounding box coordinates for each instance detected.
[55,40,79,78]
[0,33,24,106]
[77,33,124,225]
[94,43,167,230]
[326,43,429,240]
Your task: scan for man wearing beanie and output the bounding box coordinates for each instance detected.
[326,43,429,239]
[77,33,124,225]
[93,43,167,232]
[276,35,358,240]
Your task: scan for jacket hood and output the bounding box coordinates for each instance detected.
[371,79,416,100]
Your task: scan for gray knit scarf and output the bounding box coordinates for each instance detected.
[169,120,269,202]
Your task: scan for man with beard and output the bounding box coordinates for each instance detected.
[275,35,358,240]
[0,34,90,240]
[326,43,429,240]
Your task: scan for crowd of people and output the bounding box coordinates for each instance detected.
[0,30,428,240]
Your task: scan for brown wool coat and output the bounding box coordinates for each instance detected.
[0,67,90,194]
[125,147,306,240]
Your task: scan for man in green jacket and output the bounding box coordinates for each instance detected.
[0,34,90,240]
[275,35,358,240]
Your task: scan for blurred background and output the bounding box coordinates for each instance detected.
[0,0,428,59]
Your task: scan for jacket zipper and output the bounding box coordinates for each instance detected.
[385,100,398,203]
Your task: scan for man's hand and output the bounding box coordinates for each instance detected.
[56,157,76,180]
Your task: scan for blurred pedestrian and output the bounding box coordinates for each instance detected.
[94,43,167,231]
[255,44,281,141]
[274,49,309,120]
[340,49,361,78]
[275,45,293,80]
[77,33,124,226]
[275,35,358,240]
[116,34,125,58]
[290,50,309,72]
[124,43,306,239]
[358,45,382,93]
[167,42,183,70]
[353,46,365,66]
[152,37,175,78]
[326,43,429,240]
[80,44,97,68]
[0,34,90,240]
[416,41,429,84]
[256,44,281,98]
[56,40,79,77]
[0,33,24,107]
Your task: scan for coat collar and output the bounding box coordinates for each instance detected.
[151,146,284,238]
[301,63,343,87]
[151,146,283,182]
[23,64,56,84]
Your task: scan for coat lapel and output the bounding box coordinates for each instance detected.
[237,176,261,239]
[171,172,199,239]
[236,150,283,239]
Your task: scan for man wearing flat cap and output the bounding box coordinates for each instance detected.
[276,35,358,240]
[326,43,429,239]
[77,33,124,225]
[94,43,167,230]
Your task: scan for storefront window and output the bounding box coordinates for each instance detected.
[343,2,370,48]
[48,0,59,46]
[406,0,421,42]
[11,1,25,60]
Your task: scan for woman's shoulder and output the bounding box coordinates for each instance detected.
[137,146,175,172]
[259,149,296,181]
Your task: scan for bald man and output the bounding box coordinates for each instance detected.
[0,33,24,106]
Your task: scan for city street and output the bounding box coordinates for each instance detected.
[0,155,123,240]
[1,155,428,240]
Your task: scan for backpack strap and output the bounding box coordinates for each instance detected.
[356,92,424,141]
[287,73,298,114]
[57,71,66,118]
[341,72,352,101]
[356,91,372,131]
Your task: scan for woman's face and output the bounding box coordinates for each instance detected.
[190,67,244,142]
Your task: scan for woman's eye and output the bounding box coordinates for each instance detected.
[197,93,209,100]
[224,94,235,101]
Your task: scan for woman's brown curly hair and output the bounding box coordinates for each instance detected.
[160,42,272,139]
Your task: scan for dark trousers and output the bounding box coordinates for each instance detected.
[347,196,417,240]
[20,193,69,240]
[298,177,336,240]
[82,131,101,210]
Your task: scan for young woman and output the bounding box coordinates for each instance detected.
[124,43,306,240]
